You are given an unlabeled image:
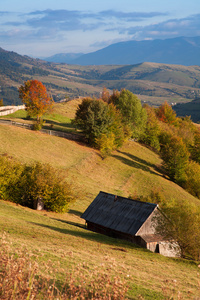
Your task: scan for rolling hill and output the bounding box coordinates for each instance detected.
[1,47,200,108]
[174,98,200,122]
[0,100,200,298]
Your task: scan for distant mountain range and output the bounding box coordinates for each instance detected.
[1,46,200,115]
[43,36,200,66]
[42,53,84,64]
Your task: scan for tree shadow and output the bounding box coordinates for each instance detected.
[118,150,155,168]
[43,119,75,130]
[52,218,85,229]
[30,221,141,250]
[68,209,83,217]
[112,150,161,177]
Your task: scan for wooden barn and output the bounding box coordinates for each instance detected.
[81,191,180,257]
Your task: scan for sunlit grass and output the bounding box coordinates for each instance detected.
[0,200,200,299]
[1,99,200,298]
[0,100,82,133]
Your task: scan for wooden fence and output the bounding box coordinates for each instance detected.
[0,119,85,142]
[0,105,25,116]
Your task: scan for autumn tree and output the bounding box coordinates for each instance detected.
[156,197,200,260]
[110,89,147,139]
[74,98,124,152]
[18,80,54,129]
[190,129,200,164]
[101,87,110,103]
[142,104,161,151]
[183,160,200,199]
[160,135,189,184]
[156,101,177,125]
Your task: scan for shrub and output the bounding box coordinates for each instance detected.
[0,155,23,200]
[7,162,74,213]
[32,119,44,131]
[0,157,75,213]
[96,132,116,158]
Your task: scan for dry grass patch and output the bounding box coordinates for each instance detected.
[0,232,128,299]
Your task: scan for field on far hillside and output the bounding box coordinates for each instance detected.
[1,100,200,298]
[1,45,200,106]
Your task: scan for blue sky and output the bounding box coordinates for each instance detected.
[0,0,200,58]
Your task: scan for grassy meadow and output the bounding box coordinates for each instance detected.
[1,101,200,299]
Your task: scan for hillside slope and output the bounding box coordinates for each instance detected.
[0,101,199,211]
[1,101,200,298]
[1,199,199,299]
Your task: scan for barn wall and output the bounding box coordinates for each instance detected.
[86,222,179,257]
[159,242,181,257]
[87,222,142,246]
[136,208,159,236]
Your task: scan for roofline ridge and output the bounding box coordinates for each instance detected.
[98,191,158,207]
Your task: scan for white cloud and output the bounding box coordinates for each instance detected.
[0,8,199,56]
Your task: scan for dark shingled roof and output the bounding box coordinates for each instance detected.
[81,191,158,235]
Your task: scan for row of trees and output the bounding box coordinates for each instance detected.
[75,89,200,260]
[151,102,200,198]
[74,89,147,157]
[75,89,200,199]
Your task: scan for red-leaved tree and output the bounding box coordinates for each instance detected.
[19,80,54,129]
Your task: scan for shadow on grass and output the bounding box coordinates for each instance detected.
[43,119,75,130]
[68,209,82,217]
[112,150,162,177]
[52,218,85,229]
[118,150,155,168]
[31,221,141,250]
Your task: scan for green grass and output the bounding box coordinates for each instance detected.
[0,101,80,133]
[1,100,200,298]
[0,200,200,299]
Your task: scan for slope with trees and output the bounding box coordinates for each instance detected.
[1,90,200,260]
[74,89,200,259]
